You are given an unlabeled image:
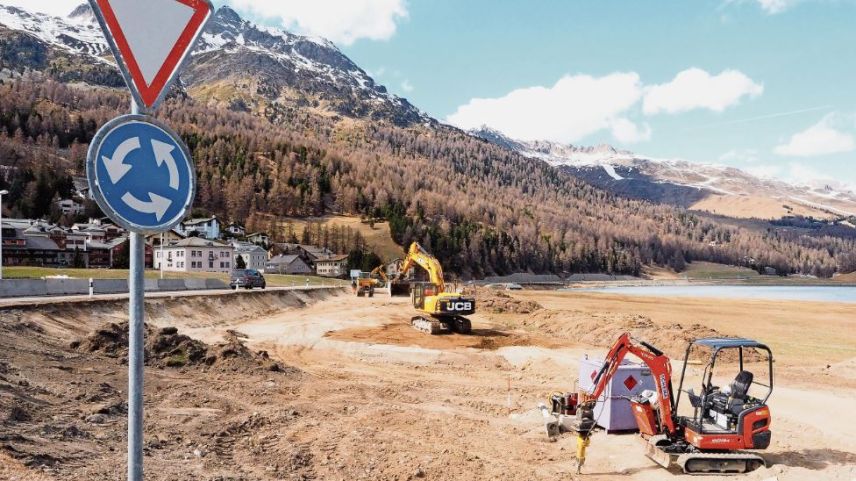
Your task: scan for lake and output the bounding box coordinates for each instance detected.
[569,285,856,303]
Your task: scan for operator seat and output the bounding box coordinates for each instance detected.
[707,370,754,416]
[726,370,753,414]
[730,371,753,400]
[689,370,754,414]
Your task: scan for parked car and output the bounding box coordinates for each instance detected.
[230,269,266,290]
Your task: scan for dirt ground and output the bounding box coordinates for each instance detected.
[1,287,855,481]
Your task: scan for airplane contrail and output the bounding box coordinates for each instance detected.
[686,105,832,130]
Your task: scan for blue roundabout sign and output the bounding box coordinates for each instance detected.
[87,115,196,233]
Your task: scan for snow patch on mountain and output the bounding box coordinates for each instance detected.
[601,164,624,181]
[0,3,429,126]
[0,5,109,59]
[470,126,856,217]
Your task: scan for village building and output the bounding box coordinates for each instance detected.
[233,242,269,271]
[265,255,313,275]
[178,217,221,240]
[55,198,85,216]
[0,223,62,266]
[224,223,246,238]
[271,243,335,267]
[314,255,349,278]
[246,232,271,247]
[155,238,234,273]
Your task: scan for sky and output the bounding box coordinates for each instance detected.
[6,0,856,189]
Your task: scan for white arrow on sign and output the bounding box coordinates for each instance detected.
[102,136,140,184]
[122,192,172,221]
[152,139,180,190]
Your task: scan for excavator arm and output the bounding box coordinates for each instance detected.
[395,242,446,292]
[583,333,678,436]
[370,265,388,284]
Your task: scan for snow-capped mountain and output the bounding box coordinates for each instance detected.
[0,4,104,57]
[471,127,856,220]
[2,2,852,221]
[0,3,428,126]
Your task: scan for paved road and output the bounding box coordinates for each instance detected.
[0,286,341,309]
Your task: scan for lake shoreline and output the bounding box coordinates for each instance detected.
[565,284,856,304]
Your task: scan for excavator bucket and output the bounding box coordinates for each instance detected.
[389,281,411,297]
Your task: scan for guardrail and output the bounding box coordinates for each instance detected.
[0,278,230,299]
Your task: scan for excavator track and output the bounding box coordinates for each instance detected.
[449,316,472,335]
[411,316,444,335]
[677,452,766,475]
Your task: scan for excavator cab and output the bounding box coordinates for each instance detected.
[673,338,774,473]
[410,282,436,309]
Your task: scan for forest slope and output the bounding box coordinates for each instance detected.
[1,80,855,278]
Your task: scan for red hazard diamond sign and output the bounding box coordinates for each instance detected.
[623,375,639,392]
[89,0,214,110]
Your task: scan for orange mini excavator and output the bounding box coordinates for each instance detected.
[566,333,773,475]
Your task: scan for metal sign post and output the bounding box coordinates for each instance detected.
[127,99,145,481]
[128,234,145,481]
[86,2,213,480]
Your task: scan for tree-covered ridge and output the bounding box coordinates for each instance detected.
[0,79,853,278]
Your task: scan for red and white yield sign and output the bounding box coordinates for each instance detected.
[88,0,214,110]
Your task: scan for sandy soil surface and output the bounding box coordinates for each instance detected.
[1,287,854,481]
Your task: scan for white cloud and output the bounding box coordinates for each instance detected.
[723,0,802,15]
[786,161,828,182]
[0,0,79,16]
[774,115,856,157]
[400,79,414,93]
[610,118,652,143]
[0,1,409,45]
[756,0,800,13]
[745,164,782,179]
[227,0,408,46]
[368,67,387,78]
[446,72,644,143]
[448,68,765,144]
[782,161,856,192]
[643,68,764,115]
[745,161,855,191]
[720,149,761,164]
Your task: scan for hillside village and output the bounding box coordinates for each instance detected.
[2,212,352,278]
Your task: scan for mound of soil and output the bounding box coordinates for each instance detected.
[827,358,856,380]
[74,323,293,374]
[523,310,759,362]
[472,289,542,314]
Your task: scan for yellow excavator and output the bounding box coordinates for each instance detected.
[370,264,389,287]
[353,265,391,297]
[389,242,476,335]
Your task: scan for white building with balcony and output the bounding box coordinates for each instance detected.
[178,216,221,240]
[155,238,234,273]
[56,198,85,216]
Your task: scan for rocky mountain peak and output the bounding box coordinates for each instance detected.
[214,5,244,25]
[68,3,95,22]
[0,2,428,127]
[469,126,525,151]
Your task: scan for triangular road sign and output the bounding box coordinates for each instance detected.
[89,0,214,110]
